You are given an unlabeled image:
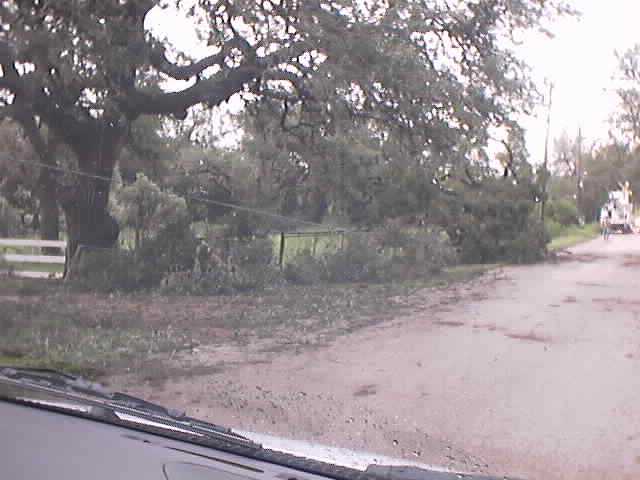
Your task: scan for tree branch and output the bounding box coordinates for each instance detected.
[121,64,263,119]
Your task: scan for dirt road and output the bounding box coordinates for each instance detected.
[112,235,640,480]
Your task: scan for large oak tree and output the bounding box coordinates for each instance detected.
[0,0,570,258]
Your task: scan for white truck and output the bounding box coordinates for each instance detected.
[600,182,634,234]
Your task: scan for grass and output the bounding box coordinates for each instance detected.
[0,262,492,380]
[548,223,601,251]
[5,262,64,274]
[0,278,196,379]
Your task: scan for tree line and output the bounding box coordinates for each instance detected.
[1,0,627,269]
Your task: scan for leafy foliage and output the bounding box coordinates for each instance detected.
[547,199,579,227]
[113,173,188,248]
[73,216,198,292]
[0,196,21,237]
[441,179,549,264]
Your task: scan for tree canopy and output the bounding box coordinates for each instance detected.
[1,0,571,251]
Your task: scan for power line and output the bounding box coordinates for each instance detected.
[4,156,352,232]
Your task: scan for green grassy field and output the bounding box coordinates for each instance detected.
[548,223,601,251]
[270,232,343,264]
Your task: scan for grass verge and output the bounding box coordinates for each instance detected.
[548,223,600,251]
[0,264,492,379]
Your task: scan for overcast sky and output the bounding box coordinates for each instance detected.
[520,0,640,160]
[149,1,640,157]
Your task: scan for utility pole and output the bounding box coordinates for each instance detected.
[540,81,554,222]
[576,127,583,224]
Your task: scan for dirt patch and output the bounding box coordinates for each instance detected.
[472,323,505,333]
[353,384,378,397]
[505,331,550,343]
[434,320,465,327]
[593,297,640,309]
[622,255,640,267]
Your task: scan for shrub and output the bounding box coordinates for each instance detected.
[71,248,140,293]
[545,219,564,239]
[323,234,393,283]
[113,173,189,249]
[161,237,281,295]
[548,199,579,227]
[71,217,199,293]
[502,220,549,263]
[229,238,281,291]
[441,179,549,264]
[135,218,198,287]
[284,250,326,285]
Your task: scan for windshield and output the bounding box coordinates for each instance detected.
[1,2,638,479]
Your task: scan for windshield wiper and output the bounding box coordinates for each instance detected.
[1,367,520,480]
[0,366,256,447]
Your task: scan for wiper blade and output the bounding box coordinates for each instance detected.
[0,366,255,446]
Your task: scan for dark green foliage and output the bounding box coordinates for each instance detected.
[284,251,327,285]
[547,199,579,227]
[135,218,199,287]
[443,180,549,264]
[228,238,281,291]
[72,248,140,293]
[72,218,198,292]
[323,235,393,283]
[161,238,280,295]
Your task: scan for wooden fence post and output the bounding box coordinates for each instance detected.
[279,232,286,268]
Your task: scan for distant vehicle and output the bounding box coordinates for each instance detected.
[600,182,634,234]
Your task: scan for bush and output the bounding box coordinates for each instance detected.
[284,250,326,285]
[161,237,281,295]
[545,219,564,238]
[502,220,549,263]
[323,234,393,283]
[548,199,579,227]
[71,217,199,293]
[229,238,281,291]
[441,179,549,264]
[71,248,140,293]
[135,218,199,287]
[113,173,189,249]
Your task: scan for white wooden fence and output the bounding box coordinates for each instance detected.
[0,238,66,279]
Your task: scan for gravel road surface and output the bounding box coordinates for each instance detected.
[113,235,640,480]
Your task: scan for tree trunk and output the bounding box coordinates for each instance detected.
[60,124,124,278]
